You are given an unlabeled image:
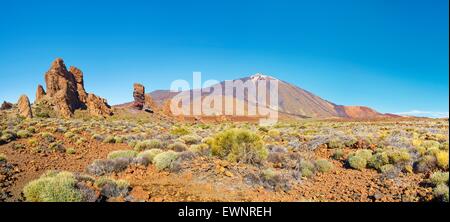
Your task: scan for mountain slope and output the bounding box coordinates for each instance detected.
[149,73,391,119]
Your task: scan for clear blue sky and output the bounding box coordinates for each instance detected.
[0,0,448,117]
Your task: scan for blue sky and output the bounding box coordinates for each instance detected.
[0,0,448,117]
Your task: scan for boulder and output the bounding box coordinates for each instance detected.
[17,95,33,118]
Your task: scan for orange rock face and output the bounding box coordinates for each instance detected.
[37,58,112,118]
[17,95,33,118]
[35,85,46,103]
[86,94,112,117]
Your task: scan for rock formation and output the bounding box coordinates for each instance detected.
[0,101,13,110]
[86,94,112,117]
[17,95,33,118]
[69,66,88,104]
[35,85,46,103]
[133,83,155,113]
[133,83,146,109]
[36,58,112,118]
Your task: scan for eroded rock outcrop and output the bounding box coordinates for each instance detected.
[36,58,112,118]
[17,95,32,118]
[86,94,112,117]
[133,83,155,113]
[0,101,13,110]
[133,83,146,109]
[35,85,46,103]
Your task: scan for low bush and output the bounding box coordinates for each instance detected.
[368,152,390,171]
[268,129,281,138]
[66,147,76,155]
[348,155,367,170]
[414,155,437,173]
[435,151,449,170]
[137,149,163,163]
[23,171,83,202]
[41,132,55,143]
[153,151,179,171]
[0,153,6,162]
[107,150,137,160]
[17,130,31,138]
[298,160,315,178]
[189,144,210,155]
[315,159,334,173]
[103,135,116,144]
[170,126,190,136]
[86,158,132,176]
[433,184,449,202]
[210,128,267,164]
[180,134,202,145]
[429,171,449,186]
[168,142,188,152]
[134,139,162,151]
[332,149,344,160]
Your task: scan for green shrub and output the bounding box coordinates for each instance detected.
[23,171,83,202]
[261,168,277,180]
[348,155,367,170]
[386,149,411,164]
[368,152,390,171]
[0,133,15,143]
[134,139,162,151]
[435,151,449,170]
[103,135,116,144]
[210,128,267,164]
[301,168,314,178]
[189,144,210,155]
[107,150,137,160]
[332,149,345,160]
[380,164,396,174]
[170,126,190,136]
[168,142,188,152]
[353,149,373,161]
[298,160,315,178]
[327,138,344,149]
[66,148,76,155]
[180,135,202,145]
[430,171,449,186]
[94,177,130,190]
[64,132,76,139]
[315,159,334,173]
[137,149,163,163]
[268,129,281,138]
[433,184,449,202]
[17,130,31,138]
[41,132,55,143]
[0,153,6,162]
[153,151,179,171]
[48,142,65,152]
[114,136,124,144]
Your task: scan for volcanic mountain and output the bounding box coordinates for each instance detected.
[147,73,394,119]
